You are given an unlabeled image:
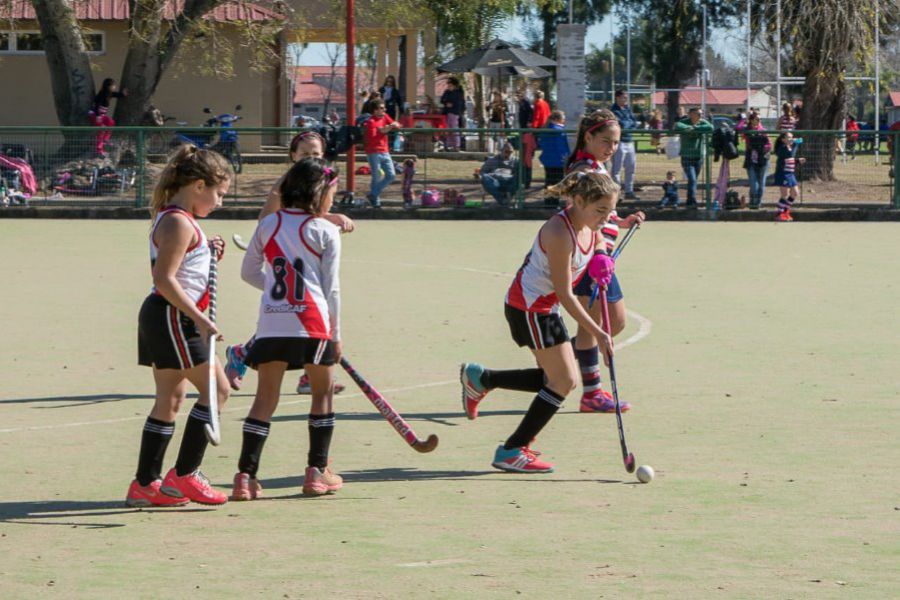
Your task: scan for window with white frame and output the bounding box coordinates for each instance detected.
[0,31,105,55]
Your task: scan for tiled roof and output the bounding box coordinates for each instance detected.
[651,88,763,106]
[888,92,900,107]
[2,0,282,22]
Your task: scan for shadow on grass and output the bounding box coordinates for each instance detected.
[1,392,257,408]
[270,409,525,428]
[255,468,622,487]
[0,499,211,528]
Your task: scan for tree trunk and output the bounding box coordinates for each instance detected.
[665,91,680,128]
[115,0,222,125]
[799,72,846,181]
[32,0,95,126]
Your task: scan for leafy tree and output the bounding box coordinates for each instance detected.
[518,0,611,61]
[26,0,283,128]
[750,0,898,179]
[630,0,741,125]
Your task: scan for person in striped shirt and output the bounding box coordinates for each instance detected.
[774,131,805,222]
[565,110,645,413]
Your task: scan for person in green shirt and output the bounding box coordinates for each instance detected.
[674,107,714,207]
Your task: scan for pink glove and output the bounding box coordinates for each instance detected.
[587,253,615,287]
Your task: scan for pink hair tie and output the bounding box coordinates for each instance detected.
[586,119,613,134]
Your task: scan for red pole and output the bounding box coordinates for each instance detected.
[345,0,356,202]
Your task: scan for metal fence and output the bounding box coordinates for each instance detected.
[1,125,898,212]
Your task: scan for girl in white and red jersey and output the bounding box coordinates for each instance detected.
[565,110,645,413]
[225,132,354,396]
[233,157,344,499]
[460,171,618,472]
[128,145,232,508]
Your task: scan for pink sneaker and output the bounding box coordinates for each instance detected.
[161,468,228,505]
[302,466,343,496]
[491,445,554,473]
[579,389,631,413]
[296,373,346,395]
[125,479,190,507]
[231,472,264,501]
[459,363,489,420]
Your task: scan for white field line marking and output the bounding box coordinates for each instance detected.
[4,260,651,434]
[0,380,455,435]
[397,558,470,568]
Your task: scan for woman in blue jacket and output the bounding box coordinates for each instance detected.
[538,110,570,206]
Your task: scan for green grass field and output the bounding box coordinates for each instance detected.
[1,220,898,598]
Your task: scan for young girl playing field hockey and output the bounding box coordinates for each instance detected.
[225,132,354,395]
[127,145,232,507]
[460,171,618,472]
[232,158,344,499]
[565,110,644,413]
[774,132,805,222]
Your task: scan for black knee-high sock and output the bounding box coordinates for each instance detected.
[481,368,544,392]
[175,403,211,476]
[308,413,335,470]
[504,387,564,449]
[238,418,270,478]
[136,417,175,486]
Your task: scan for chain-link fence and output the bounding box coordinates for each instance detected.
[1,126,897,211]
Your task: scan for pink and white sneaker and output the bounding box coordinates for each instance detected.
[460,363,489,420]
[579,389,631,413]
[491,445,554,473]
[125,479,190,507]
[161,468,228,505]
[302,466,343,496]
[231,472,264,501]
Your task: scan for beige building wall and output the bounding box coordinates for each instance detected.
[0,21,281,151]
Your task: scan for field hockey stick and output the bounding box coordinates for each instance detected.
[612,224,640,260]
[339,357,439,453]
[203,250,222,446]
[599,286,636,474]
[232,233,248,251]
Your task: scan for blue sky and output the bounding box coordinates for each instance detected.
[293,15,739,71]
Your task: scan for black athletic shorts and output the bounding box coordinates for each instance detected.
[243,337,337,370]
[138,294,209,369]
[504,304,570,350]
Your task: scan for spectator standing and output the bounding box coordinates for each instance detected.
[674,107,713,208]
[737,112,772,209]
[610,89,640,200]
[777,102,797,131]
[378,75,404,120]
[774,131,805,222]
[480,143,519,205]
[362,99,401,208]
[440,77,465,151]
[845,115,860,159]
[487,91,508,154]
[531,90,550,130]
[379,76,404,151]
[91,77,127,157]
[517,91,534,130]
[647,109,664,154]
[538,110,569,206]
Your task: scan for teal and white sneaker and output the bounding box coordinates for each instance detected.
[460,363,488,420]
[224,345,248,391]
[491,445,555,473]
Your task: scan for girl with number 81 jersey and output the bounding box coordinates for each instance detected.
[235,158,344,500]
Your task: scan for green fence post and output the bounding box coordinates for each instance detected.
[893,132,900,209]
[704,131,713,218]
[135,127,145,208]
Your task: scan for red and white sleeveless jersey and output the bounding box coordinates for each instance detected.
[149,206,210,309]
[505,209,596,314]
[567,151,619,253]
[241,209,341,341]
